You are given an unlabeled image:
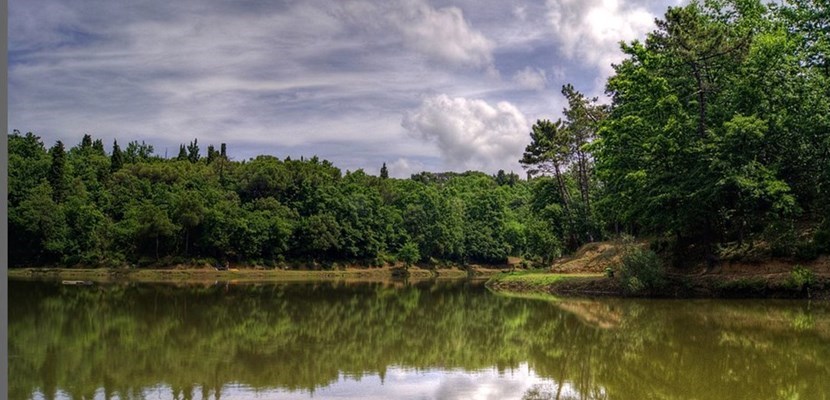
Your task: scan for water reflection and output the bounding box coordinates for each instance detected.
[9,280,830,400]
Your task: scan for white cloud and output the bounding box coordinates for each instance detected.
[9,0,679,174]
[395,2,494,69]
[546,0,655,79]
[334,0,494,70]
[513,67,548,91]
[402,94,528,173]
[388,157,428,179]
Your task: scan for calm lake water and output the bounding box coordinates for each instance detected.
[8,279,830,400]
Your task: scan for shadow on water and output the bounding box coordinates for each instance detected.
[8,279,830,400]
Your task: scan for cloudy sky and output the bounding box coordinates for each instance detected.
[9,0,683,177]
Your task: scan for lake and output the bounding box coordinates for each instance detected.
[8,279,830,399]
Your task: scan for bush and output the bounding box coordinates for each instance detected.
[788,265,815,291]
[765,220,797,257]
[618,243,666,294]
[398,242,420,269]
[795,241,819,261]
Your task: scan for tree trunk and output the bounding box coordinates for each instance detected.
[577,149,591,208]
[691,63,707,138]
[553,162,571,212]
[554,162,579,249]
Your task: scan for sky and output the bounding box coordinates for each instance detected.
[9,0,684,178]
[78,363,586,400]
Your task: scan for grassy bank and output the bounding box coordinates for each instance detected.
[486,269,830,299]
[486,271,617,297]
[486,239,830,299]
[8,265,500,284]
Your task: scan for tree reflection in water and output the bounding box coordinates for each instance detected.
[8,280,830,400]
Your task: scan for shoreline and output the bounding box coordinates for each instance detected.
[485,271,830,300]
[7,266,501,284]
[11,266,830,300]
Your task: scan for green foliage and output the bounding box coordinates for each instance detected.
[618,238,666,294]
[398,241,420,268]
[794,241,819,261]
[788,265,815,291]
[187,138,200,163]
[110,139,124,173]
[176,144,187,161]
[380,162,389,179]
[2,129,595,267]
[594,0,829,256]
[520,85,605,252]
[8,131,50,206]
[9,183,68,264]
[124,140,156,163]
[48,141,69,203]
[764,220,799,258]
[489,271,569,287]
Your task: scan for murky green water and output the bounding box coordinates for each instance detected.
[8,279,830,400]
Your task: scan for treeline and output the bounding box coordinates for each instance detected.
[9,131,571,267]
[520,0,830,263]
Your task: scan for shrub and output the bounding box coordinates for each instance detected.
[795,241,819,261]
[765,220,797,257]
[618,245,666,294]
[398,241,420,269]
[788,265,815,291]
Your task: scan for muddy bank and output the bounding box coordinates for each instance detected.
[8,265,501,284]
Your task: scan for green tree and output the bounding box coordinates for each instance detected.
[187,139,200,163]
[778,0,830,77]
[135,203,178,260]
[173,191,205,256]
[380,162,389,179]
[80,134,93,150]
[92,138,105,155]
[62,182,110,264]
[48,141,69,203]
[294,213,341,260]
[206,144,218,164]
[8,131,50,206]
[10,183,68,264]
[398,241,420,269]
[124,141,155,163]
[177,144,188,161]
[594,0,808,255]
[110,140,124,173]
[561,84,607,208]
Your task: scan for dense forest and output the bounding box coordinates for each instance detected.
[9,131,553,267]
[8,0,830,268]
[9,130,544,267]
